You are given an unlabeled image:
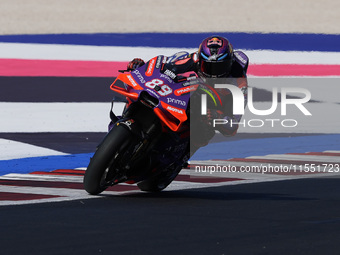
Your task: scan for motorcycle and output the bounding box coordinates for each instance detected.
[83,54,221,195]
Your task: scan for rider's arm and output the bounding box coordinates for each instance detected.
[164,53,199,75]
[216,77,247,136]
[215,52,249,136]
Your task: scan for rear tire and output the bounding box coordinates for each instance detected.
[137,164,183,192]
[83,124,132,195]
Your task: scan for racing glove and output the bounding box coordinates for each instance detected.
[204,109,240,137]
[204,109,224,126]
[127,58,145,71]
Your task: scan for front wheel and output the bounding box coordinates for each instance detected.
[83,124,133,195]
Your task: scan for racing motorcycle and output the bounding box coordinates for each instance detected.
[83,54,221,195]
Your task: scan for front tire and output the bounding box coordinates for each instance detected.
[83,124,132,195]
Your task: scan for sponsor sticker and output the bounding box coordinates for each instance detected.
[145,57,157,77]
[126,74,139,88]
[174,85,199,96]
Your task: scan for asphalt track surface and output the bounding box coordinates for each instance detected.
[1,1,340,253]
[1,177,340,255]
[1,77,340,255]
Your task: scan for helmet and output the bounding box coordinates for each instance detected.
[198,36,234,78]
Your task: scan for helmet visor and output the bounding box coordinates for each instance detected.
[200,60,231,77]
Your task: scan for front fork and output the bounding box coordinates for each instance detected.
[111,109,162,178]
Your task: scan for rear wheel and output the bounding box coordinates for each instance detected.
[83,124,133,195]
[137,163,183,192]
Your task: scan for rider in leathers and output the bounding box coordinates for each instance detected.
[124,35,249,139]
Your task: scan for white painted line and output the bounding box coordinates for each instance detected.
[0,43,195,62]
[0,185,87,196]
[1,43,340,65]
[0,173,84,182]
[247,154,340,163]
[0,102,110,133]
[0,138,67,160]
[1,102,339,133]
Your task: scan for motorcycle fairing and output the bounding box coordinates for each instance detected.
[110,55,199,132]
